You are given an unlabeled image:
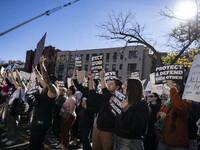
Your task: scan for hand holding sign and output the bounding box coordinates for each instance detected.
[166,80,176,89]
[88,71,94,79]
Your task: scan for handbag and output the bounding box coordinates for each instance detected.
[154,106,172,138]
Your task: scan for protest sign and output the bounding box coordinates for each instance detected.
[34,33,46,66]
[144,81,152,92]
[20,71,31,80]
[1,67,4,74]
[105,71,117,81]
[77,70,86,84]
[58,81,65,87]
[151,84,164,95]
[67,78,72,88]
[155,65,184,84]
[91,55,103,76]
[31,72,36,83]
[75,56,82,69]
[141,79,146,85]
[150,73,155,85]
[182,54,200,102]
[131,71,139,79]
[110,90,126,116]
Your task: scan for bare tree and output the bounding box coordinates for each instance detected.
[99,11,163,66]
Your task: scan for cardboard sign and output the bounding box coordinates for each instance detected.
[155,65,184,84]
[182,54,200,102]
[77,70,86,84]
[20,71,31,80]
[91,55,103,73]
[131,71,139,79]
[110,90,126,116]
[75,57,82,69]
[105,72,117,81]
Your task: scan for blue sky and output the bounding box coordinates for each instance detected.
[0,0,181,62]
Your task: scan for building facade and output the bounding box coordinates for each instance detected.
[55,45,153,83]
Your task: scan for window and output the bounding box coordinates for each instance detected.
[92,53,97,56]
[119,64,123,70]
[105,64,109,72]
[106,53,110,62]
[129,51,138,58]
[113,52,117,62]
[59,64,64,72]
[112,64,116,71]
[85,65,88,71]
[120,54,123,60]
[86,54,90,62]
[127,64,137,74]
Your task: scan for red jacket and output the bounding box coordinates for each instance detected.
[157,88,192,147]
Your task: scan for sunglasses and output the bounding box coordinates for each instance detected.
[148,95,155,98]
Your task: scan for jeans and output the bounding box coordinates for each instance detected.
[114,134,144,150]
[78,118,92,150]
[158,142,189,150]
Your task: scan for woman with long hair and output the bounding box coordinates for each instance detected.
[113,78,149,150]
[157,80,192,150]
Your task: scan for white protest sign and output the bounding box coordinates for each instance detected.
[151,84,163,95]
[20,71,31,80]
[110,90,126,116]
[77,70,86,84]
[150,73,155,85]
[75,57,82,68]
[141,79,146,85]
[131,71,139,79]
[182,54,200,102]
[67,78,72,88]
[105,72,117,81]
[144,81,152,92]
[1,67,4,74]
[58,81,65,87]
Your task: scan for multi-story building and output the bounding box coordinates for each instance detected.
[55,45,153,83]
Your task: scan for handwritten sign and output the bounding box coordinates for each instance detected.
[182,54,200,102]
[110,90,126,116]
[155,65,184,84]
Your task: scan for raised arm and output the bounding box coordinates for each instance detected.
[16,69,25,89]
[99,69,106,89]
[39,56,58,97]
[33,66,46,89]
[88,71,94,90]
[9,70,19,88]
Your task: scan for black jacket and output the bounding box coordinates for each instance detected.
[115,100,149,139]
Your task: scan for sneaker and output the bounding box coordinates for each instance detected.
[55,143,63,149]
[1,132,7,136]
[1,138,8,143]
[5,140,16,146]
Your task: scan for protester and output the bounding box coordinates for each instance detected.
[144,92,161,150]
[29,56,58,150]
[112,78,149,150]
[59,85,76,150]
[157,80,192,150]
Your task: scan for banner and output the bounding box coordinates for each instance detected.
[155,65,184,84]
[34,33,46,66]
[75,56,82,69]
[182,54,200,102]
[110,90,126,116]
[91,55,103,79]
[105,71,117,81]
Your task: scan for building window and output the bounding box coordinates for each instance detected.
[86,54,90,62]
[59,64,64,72]
[119,64,123,70]
[129,51,138,58]
[106,53,110,62]
[112,64,116,71]
[113,52,117,62]
[92,53,97,56]
[120,54,123,60]
[85,65,88,71]
[105,64,109,72]
[127,64,137,74]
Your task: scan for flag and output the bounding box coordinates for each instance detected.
[34,33,46,66]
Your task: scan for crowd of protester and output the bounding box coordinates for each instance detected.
[0,56,200,150]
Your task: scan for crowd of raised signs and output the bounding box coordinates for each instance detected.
[0,55,200,150]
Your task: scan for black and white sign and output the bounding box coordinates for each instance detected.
[75,57,82,69]
[131,71,139,79]
[155,65,184,84]
[110,90,126,116]
[91,55,103,79]
[105,72,117,81]
[182,54,200,102]
[58,81,65,87]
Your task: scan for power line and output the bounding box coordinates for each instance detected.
[0,0,80,37]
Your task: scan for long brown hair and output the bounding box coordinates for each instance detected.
[126,79,145,107]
